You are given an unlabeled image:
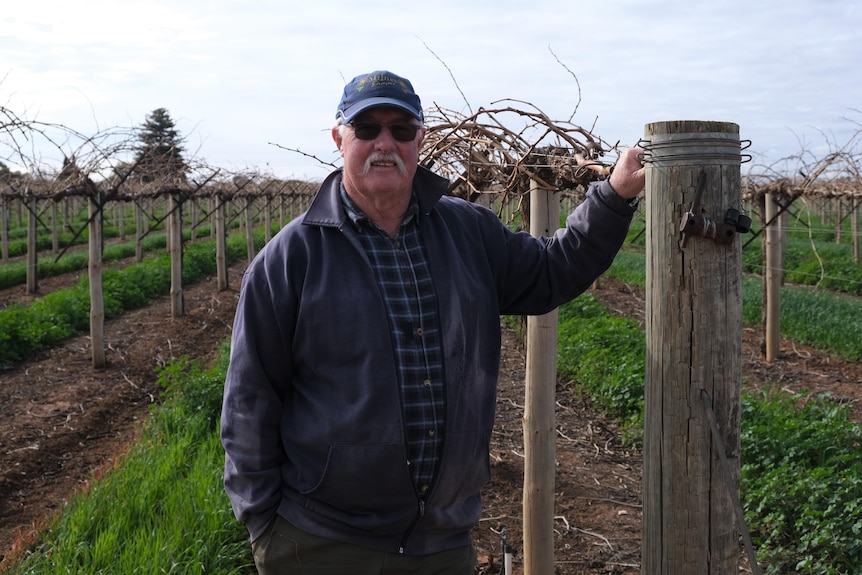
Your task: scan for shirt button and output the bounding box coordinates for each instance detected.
[423,379,432,387]
[415,327,424,337]
[420,484,430,493]
[428,429,436,437]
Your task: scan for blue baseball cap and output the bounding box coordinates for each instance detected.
[336,70,424,124]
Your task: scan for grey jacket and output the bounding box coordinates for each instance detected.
[221,166,634,555]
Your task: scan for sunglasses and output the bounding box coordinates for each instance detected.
[348,121,421,142]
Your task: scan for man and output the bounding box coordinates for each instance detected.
[221,70,645,574]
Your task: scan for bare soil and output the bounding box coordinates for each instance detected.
[1,261,861,574]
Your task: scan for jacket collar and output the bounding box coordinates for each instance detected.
[303,165,449,228]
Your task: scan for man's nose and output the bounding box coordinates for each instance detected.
[373,126,398,149]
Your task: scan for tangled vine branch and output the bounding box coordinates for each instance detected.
[420,102,616,203]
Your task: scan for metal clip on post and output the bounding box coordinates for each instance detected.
[679,170,750,248]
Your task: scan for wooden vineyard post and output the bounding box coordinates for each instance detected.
[522,178,559,575]
[118,200,126,241]
[26,195,38,294]
[168,192,184,318]
[642,121,745,574]
[264,194,273,243]
[853,197,860,263]
[51,201,59,254]
[89,192,106,368]
[190,198,199,242]
[764,193,781,362]
[134,198,144,263]
[835,199,843,244]
[245,196,255,262]
[1,195,9,261]
[165,195,172,254]
[210,196,217,238]
[215,195,229,291]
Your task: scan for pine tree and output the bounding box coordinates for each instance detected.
[133,108,188,183]
[0,160,22,182]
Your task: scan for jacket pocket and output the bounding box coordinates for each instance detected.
[424,430,491,530]
[299,442,416,533]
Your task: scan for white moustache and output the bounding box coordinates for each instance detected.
[363,152,407,177]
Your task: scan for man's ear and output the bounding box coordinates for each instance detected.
[332,125,344,154]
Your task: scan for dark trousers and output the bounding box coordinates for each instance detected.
[252,515,476,575]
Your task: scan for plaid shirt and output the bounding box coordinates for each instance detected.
[340,186,445,497]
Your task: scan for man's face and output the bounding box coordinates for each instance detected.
[332,106,425,202]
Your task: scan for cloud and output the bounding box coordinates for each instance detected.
[2,0,861,177]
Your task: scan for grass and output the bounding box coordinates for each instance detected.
[610,246,862,361]
[556,294,645,442]
[10,348,253,575]
[628,208,862,297]
[0,232,169,290]
[740,390,862,574]
[772,287,862,359]
[1,217,163,260]
[0,230,265,368]
[0,221,226,290]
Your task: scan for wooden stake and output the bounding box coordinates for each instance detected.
[853,197,860,263]
[0,196,9,261]
[764,193,781,362]
[522,178,559,575]
[216,197,228,291]
[246,197,255,262]
[168,193,184,317]
[26,196,38,294]
[88,193,106,368]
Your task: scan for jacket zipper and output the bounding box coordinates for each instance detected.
[398,499,426,554]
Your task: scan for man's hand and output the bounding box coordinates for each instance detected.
[609,147,645,200]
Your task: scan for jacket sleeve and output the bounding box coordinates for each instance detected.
[221,263,295,542]
[497,179,635,315]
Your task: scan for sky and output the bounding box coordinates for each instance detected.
[2,0,861,182]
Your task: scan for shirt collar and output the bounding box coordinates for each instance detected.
[339,183,420,231]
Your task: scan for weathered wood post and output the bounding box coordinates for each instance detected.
[835,199,843,244]
[210,196,217,238]
[118,200,127,241]
[168,192,184,317]
[190,198,199,242]
[852,197,860,263]
[643,121,745,574]
[215,194,229,291]
[51,201,59,254]
[88,192,106,368]
[134,197,145,263]
[1,194,9,261]
[26,195,38,294]
[14,197,23,227]
[764,193,782,362]
[165,195,172,254]
[264,194,273,243]
[246,196,256,262]
[522,178,559,575]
